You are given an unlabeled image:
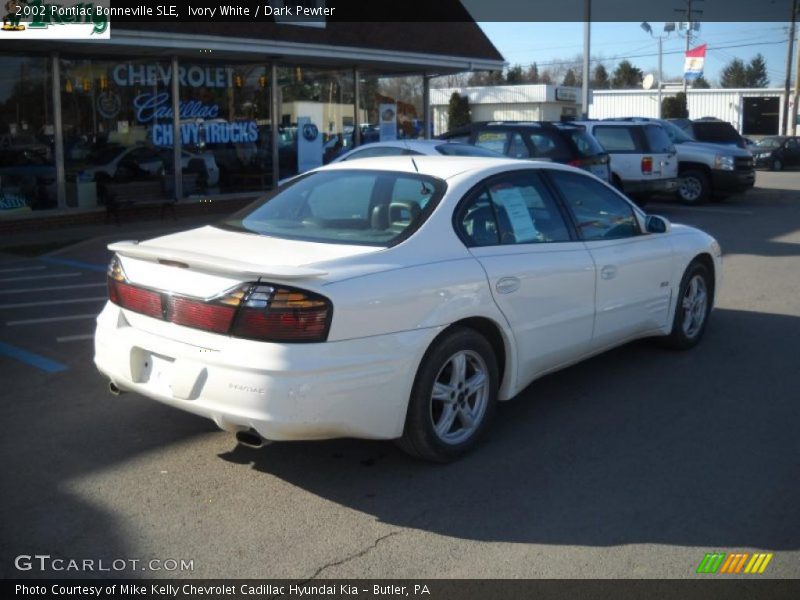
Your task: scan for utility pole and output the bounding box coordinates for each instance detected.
[581,0,591,119]
[658,36,663,118]
[783,0,797,135]
[676,0,703,94]
[794,30,800,135]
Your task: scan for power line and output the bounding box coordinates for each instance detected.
[510,39,787,70]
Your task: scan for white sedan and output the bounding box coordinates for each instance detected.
[95,157,721,462]
[331,139,504,162]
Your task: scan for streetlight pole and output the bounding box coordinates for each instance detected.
[782,0,797,135]
[641,22,668,119]
[581,0,591,119]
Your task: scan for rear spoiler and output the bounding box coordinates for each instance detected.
[108,241,328,280]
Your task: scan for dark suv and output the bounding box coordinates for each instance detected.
[669,118,747,150]
[439,121,610,181]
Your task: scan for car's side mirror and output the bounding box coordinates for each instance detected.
[645,215,671,234]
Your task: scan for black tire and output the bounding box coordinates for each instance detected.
[771,158,783,172]
[398,327,499,462]
[676,169,710,205]
[612,174,624,192]
[660,261,713,350]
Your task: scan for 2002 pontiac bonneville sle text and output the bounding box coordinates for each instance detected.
[95,156,721,461]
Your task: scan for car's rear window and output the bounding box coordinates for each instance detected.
[435,143,502,157]
[566,129,606,157]
[692,122,742,143]
[218,169,446,246]
[643,125,675,153]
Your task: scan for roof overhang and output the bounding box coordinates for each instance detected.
[0,29,504,75]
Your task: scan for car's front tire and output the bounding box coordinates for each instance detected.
[660,261,713,350]
[676,169,710,205]
[398,327,498,462]
[772,158,783,171]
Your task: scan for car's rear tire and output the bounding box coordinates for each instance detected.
[659,261,713,350]
[398,327,498,462]
[676,169,710,205]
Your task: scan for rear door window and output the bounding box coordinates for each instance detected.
[475,131,508,154]
[527,131,572,161]
[567,130,607,157]
[643,125,675,153]
[592,126,640,153]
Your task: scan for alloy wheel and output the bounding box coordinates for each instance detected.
[429,350,490,445]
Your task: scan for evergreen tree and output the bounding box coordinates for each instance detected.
[611,60,644,89]
[692,75,711,89]
[592,64,610,89]
[745,54,769,88]
[527,62,540,84]
[447,92,471,130]
[562,69,578,86]
[720,58,748,88]
[505,64,525,84]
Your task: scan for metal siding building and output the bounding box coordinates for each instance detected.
[430,85,582,135]
[589,88,786,134]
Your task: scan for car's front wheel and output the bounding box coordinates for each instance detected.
[398,328,498,462]
[676,169,710,205]
[772,158,783,171]
[660,261,713,350]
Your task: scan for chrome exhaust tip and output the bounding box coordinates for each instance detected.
[108,381,124,396]
[235,429,265,449]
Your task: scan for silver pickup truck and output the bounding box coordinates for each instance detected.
[604,118,755,205]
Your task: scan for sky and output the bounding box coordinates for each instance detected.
[477,22,792,87]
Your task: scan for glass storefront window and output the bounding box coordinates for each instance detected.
[59,57,174,208]
[179,62,272,194]
[359,73,425,146]
[0,55,55,212]
[276,66,355,179]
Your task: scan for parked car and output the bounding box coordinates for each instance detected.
[79,143,166,182]
[573,121,678,206]
[605,118,755,204]
[331,140,505,162]
[0,148,57,209]
[669,117,748,150]
[96,156,721,462]
[439,121,611,182]
[751,136,800,171]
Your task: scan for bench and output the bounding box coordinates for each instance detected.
[98,173,200,225]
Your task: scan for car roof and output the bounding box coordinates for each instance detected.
[574,120,654,128]
[346,140,452,151]
[315,155,582,180]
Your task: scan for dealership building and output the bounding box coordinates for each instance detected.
[0,12,503,214]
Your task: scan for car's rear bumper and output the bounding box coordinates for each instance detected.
[711,168,755,192]
[624,177,679,195]
[94,302,437,441]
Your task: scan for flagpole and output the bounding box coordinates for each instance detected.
[782,0,797,135]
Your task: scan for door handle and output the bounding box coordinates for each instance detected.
[600,265,618,280]
[495,277,520,294]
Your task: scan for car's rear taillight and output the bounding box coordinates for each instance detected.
[568,159,583,167]
[232,286,331,343]
[168,296,237,334]
[641,156,653,174]
[106,255,331,342]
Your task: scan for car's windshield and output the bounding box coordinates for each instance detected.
[756,137,784,149]
[218,169,446,246]
[658,120,695,144]
[435,143,503,157]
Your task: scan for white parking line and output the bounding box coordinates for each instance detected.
[0,296,107,309]
[0,272,81,283]
[56,334,95,343]
[7,314,98,326]
[0,283,106,295]
[0,265,47,274]
[657,204,754,215]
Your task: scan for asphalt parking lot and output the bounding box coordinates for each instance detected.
[1,171,799,579]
